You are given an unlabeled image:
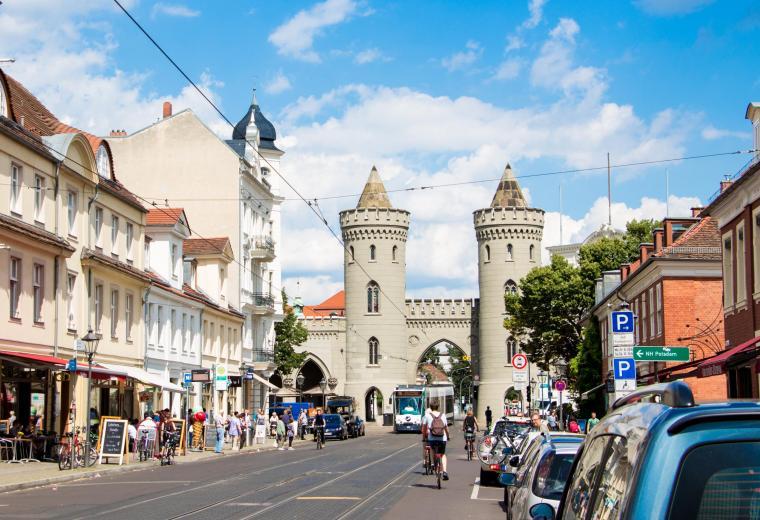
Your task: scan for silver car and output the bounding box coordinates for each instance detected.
[501,436,583,520]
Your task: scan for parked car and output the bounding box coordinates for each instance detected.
[322,414,348,441]
[347,416,365,438]
[531,381,760,520]
[500,436,583,520]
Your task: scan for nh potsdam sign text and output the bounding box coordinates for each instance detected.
[633,346,690,362]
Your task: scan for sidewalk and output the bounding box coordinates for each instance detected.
[0,434,311,495]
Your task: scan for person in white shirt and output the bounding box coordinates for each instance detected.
[421,401,450,480]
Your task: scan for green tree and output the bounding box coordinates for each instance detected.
[274,290,308,376]
[570,316,605,417]
[446,345,472,403]
[420,347,443,370]
[504,255,591,369]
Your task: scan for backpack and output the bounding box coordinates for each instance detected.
[430,413,446,437]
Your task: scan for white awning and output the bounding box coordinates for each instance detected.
[100,363,186,393]
[250,372,279,390]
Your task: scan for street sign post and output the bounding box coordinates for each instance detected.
[633,346,690,362]
[183,372,192,386]
[511,353,528,370]
[613,358,637,380]
[612,333,634,346]
[67,358,77,372]
[555,380,566,392]
[613,346,633,358]
[512,371,527,383]
[611,311,635,333]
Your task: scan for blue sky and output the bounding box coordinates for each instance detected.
[1,0,758,301]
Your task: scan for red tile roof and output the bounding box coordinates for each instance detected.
[183,237,231,257]
[654,217,721,260]
[303,290,345,317]
[146,208,185,226]
[0,213,74,253]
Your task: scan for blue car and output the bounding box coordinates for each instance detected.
[322,414,348,441]
[531,380,760,520]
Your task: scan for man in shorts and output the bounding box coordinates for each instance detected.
[422,401,449,480]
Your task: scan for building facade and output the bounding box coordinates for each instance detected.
[291,165,543,423]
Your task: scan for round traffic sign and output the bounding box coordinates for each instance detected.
[511,353,528,370]
[555,380,567,392]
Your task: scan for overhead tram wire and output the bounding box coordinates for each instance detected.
[112,0,430,333]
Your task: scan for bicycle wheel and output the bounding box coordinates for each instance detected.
[467,441,472,461]
[436,461,442,489]
[58,447,72,470]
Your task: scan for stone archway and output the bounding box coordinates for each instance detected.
[364,387,383,422]
[504,386,523,416]
[297,359,327,407]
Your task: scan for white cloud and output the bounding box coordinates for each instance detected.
[354,48,389,64]
[441,40,482,72]
[505,34,525,52]
[493,58,523,81]
[541,194,702,263]
[268,0,359,63]
[634,0,714,16]
[522,0,548,28]
[150,3,200,19]
[265,71,292,95]
[282,275,344,305]
[701,125,750,141]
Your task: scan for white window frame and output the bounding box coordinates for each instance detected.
[656,283,663,334]
[125,223,134,264]
[649,287,655,337]
[157,306,164,349]
[67,272,77,331]
[737,223,747,304]
[171,244,178,279]
[96,144,110,178]
[111,215,119,257]
[67,190,77,238]
[10,164,21,215]
[219,267,226,301]
[148,303,156,348]
[32,263,44,323]
[34,174,45,223]
[95,207,104,248]
[723,232,734,308]
[182,313,188,353]
[110,288,119,338]
[94,283,104,332]
[190,316,196,354]
[125,293,133,341]
[10,257,20,319]
[641,292,648,340]
[171,309,178,353]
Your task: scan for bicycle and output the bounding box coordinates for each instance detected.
[315,426,324,450]
[464,428,476,461]
[160,431,180,466]
[433,451,443,489]
[137,430,152,462]
[57,427,97,470]
[423,442,433,475]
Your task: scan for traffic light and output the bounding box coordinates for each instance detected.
[526,386,532,403]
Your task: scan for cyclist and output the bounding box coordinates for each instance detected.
[313,408,325,447]
[462,409,479,451]
[422,401,449,481]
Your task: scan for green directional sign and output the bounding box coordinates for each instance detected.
[633,346,690,362]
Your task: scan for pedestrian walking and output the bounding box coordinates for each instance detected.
[276,416,286,450]
[214,412,225,454]
[269,412,278,439]
[286,420,295,450]
[586,411,600,432]
[547,412,558,431]
[485,406,493,432]
[228,412,242,451]
[298,410,309,440]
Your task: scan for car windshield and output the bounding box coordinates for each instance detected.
[396,397,420,414]
[324,415,341,427]
[532,451,576,501]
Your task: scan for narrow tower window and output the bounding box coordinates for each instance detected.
[392,245,398,262]
[505,280,518,295]
[506,244,513,261]
[370,244,376,261]
[369,337,379,365]
[529,244,535,261]
[367,282,380,313]
[485,244,491,262]
[506,339,517,364]
[349,246,355,262]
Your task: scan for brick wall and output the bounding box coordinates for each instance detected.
[684,373,728,402]
[663,278,725,361]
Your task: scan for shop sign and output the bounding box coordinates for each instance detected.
[191,369,211,383]
[215,365,228,391]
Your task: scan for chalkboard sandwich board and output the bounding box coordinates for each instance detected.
[98,418,128,465]
[171,419,186,456]
[204,425,218,451]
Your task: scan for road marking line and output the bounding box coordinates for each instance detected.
[296,497,361,501]
[227,503,271,506]
[242,443,419,519]
[334,460,419,520]
[470,477,480,500]
[62,481,194,486]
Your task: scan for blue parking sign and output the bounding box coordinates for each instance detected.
[611,311,634,333]
[613,358,637,380]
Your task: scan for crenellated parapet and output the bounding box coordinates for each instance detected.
[405,298,474,318]
[340,207,410,231]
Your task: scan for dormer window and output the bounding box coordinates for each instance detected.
[96,144,111,178]
[183,259,196,286]
[0,80,7,118]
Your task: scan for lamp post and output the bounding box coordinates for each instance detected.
[81,329,101,469]
[296,373,305,405]
[529,377,537,414]
[319,377,327,409]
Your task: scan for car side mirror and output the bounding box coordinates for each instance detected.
[498,472,516,487]
[529,503,555,520]
[509,454,520,467]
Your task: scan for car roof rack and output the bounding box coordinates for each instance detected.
[611,381,694,411]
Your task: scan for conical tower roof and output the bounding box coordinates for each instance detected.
[490,164,526,208]
[357,166,393,209]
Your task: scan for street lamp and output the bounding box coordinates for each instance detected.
[81,329,101,469]
[296,373,305,404]
[319,377,327,409]
[529,377,537,413]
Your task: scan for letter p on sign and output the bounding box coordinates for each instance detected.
[611,311,634,333]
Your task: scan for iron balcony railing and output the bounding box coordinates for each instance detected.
[253,349,274,363]
[253,292,275,310]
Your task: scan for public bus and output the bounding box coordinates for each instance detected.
[391,383,455,433]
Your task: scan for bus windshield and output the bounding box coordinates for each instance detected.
[396,396,421,415]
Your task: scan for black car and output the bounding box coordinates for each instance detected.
[322,414,348,440]
[347,416,366,438]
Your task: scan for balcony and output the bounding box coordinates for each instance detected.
[251,235,276,262]
[254,349,274,363]
[252,292,275,315]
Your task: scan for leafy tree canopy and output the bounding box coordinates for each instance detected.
[274,290,308,376]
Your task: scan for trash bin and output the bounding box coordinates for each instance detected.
[382,413,393,426]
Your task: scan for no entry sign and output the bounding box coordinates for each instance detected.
[511,353,528,370]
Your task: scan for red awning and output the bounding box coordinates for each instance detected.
[0,350,68,368]
[698,337,760,378]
